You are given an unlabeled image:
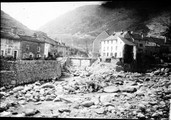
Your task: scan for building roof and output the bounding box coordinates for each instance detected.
[104,35,118,41]
[94,31,109,41]
[18,35,44,43]
[44,36,56,45]
[1,31,20,40]
[33,31,57,45]
[118,37,136,46]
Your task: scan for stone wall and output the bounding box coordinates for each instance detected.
[0,60,61,87]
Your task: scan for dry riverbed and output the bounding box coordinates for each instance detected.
[0,62,171,119]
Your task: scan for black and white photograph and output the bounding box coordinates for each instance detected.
[0,0,171,119]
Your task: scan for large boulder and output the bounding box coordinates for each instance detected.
[120,86,137,93]
[0,92,6,98]
[153,69,161,75]
[99,94,115,104]
[81,101,94,107]
[0,103,8,112]
[13,86,24,93]
[24,109,39,116]
[13,113,25,117]
[103,86,120,93]
[40,83,55,89]
[58,107,71,113]
[0,111,11,117]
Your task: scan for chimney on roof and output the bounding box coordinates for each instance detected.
[127,30,134,42]
[113,31,115,36]
[141,32,144,39]
[11,27,17,35]
[33,33,38,38]
[164,36,167,43]
[121,30,124,35]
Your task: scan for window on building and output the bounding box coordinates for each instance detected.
[111,46,113,51]
[6,40,13,44]
[103,47,105,51]
[103,53,105,56]
[110,53,113,56]
[115,53,117,57]
[107,47,109,50]
[120,52,121,56]
[37,54,41,58]
[139,44,143,47]
[107,53,109,56]
[107,41,109,44]
[26,45,29,51]
[37,46,41,52]
[7,48,12,55]
[115,46,117,50]
[1,50,4,56]
[111,41,113,44]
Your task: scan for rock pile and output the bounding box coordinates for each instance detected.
[0,60,171,119]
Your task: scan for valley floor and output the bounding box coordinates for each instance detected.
[0,61,171,119]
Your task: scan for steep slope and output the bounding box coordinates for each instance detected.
[39,5,142,50]
[39,3,171,51]
[1,10,34,36]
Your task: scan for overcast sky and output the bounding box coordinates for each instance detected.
[1,2,103,30]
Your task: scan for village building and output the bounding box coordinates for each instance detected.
[100,31,136,63]
[100,30,170,63]
[56,42,69,57]
[33,31,58,58]
[92,31,109,57]
[18,35,44,59]
[0,31,21,59]
[0,27,67,60]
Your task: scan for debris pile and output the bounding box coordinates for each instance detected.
[0,59,171,119]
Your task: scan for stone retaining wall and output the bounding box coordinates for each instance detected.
[0,60,61,87]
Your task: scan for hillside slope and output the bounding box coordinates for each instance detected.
[39,3,171,51]
[1,10,34,36]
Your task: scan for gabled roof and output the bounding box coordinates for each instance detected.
[104,35,118,41]
[33,31,57,45]
[18,35,44,43]
[44,36,56,45]
[94,31,110,41]
[118,37,136,46]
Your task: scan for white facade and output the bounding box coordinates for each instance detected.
[101,36,125,58]
[0,38,21,58]
[44,43,51,57]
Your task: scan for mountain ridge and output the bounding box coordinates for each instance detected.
[39,4,170,50]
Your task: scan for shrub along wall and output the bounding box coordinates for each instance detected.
[0,60,61,87]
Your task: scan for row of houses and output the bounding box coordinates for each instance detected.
[93,30,171,63]
[0,27,70,60]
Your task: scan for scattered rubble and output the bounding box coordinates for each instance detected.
[0,59,170,119]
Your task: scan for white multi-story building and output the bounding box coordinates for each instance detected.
[100,31,136,60]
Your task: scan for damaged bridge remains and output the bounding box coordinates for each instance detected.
[0,60,61,87]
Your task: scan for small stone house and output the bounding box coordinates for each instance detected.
[0,31,21,59]
[18,35,44,59]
